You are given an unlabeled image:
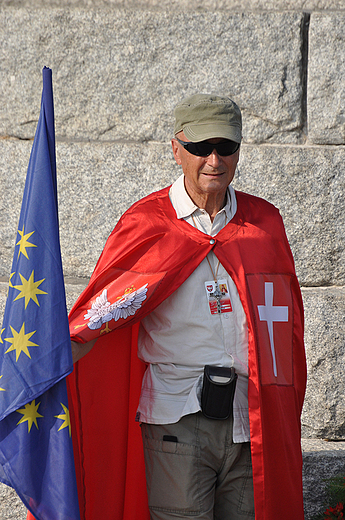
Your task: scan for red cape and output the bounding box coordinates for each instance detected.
[65,187,306,520]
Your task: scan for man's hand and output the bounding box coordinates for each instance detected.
[71,339,97,364]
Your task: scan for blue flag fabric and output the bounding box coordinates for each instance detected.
[0,67,80,520]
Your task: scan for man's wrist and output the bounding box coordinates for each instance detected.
[71,339,96,363]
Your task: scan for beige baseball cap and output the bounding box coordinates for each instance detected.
[174,94,242,143]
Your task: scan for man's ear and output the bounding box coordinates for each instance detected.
[171,138,182,165]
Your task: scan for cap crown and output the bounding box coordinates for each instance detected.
[174,94,242,143]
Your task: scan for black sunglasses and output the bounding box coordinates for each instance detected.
[176,137,240,157]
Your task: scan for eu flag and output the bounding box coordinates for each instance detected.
[0,68,80,520]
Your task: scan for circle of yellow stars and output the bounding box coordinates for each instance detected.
[3,224,71,436]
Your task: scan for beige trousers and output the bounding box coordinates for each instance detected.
[141,412,255,520]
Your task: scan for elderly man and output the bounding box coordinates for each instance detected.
[68,94,306,520]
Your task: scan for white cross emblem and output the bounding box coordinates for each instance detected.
[257,282,289,377]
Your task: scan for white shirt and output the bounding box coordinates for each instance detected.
[137,174,250,443]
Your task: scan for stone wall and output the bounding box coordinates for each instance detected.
[0,2,344,518]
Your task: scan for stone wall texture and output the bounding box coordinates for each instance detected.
[0,1,344,519]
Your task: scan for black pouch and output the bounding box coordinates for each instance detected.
[201,365,238,420]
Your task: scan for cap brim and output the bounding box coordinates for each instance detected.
[182,122,242,143]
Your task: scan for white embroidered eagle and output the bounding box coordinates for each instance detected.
[84,284,148,330]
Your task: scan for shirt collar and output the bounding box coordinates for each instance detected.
[169,174,237,222]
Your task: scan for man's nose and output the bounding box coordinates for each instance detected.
[206,149,222,167]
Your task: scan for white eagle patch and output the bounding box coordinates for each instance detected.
[84,284,148,330]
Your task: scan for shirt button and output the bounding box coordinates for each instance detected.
[209,239,215,245]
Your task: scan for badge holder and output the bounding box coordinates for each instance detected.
[201,365,238,420]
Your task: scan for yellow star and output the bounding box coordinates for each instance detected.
[8,273,15,289]
[17,400,43,432]
[0,328,4,344]
[13,271,47,309]
[55,403,71,436]
[0,376,5,392]
[16,226,37,260]
[6,273,15,298]
[5,323,38,362]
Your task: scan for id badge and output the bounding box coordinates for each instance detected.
[204,279,232,315]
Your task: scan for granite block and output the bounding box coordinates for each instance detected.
[0,139,178,279]
[1,0,345,11]
[0,9,305,144]
[0,483,26,520]
[308,13,345,144]
[1,140,344,286]
[232,144,345,287]
[1,283,344,441]
[302,439,345,519]
[301,287,345,440]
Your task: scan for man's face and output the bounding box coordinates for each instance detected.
[171,131,240,204]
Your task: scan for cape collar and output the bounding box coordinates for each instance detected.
[154,184,245,245]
